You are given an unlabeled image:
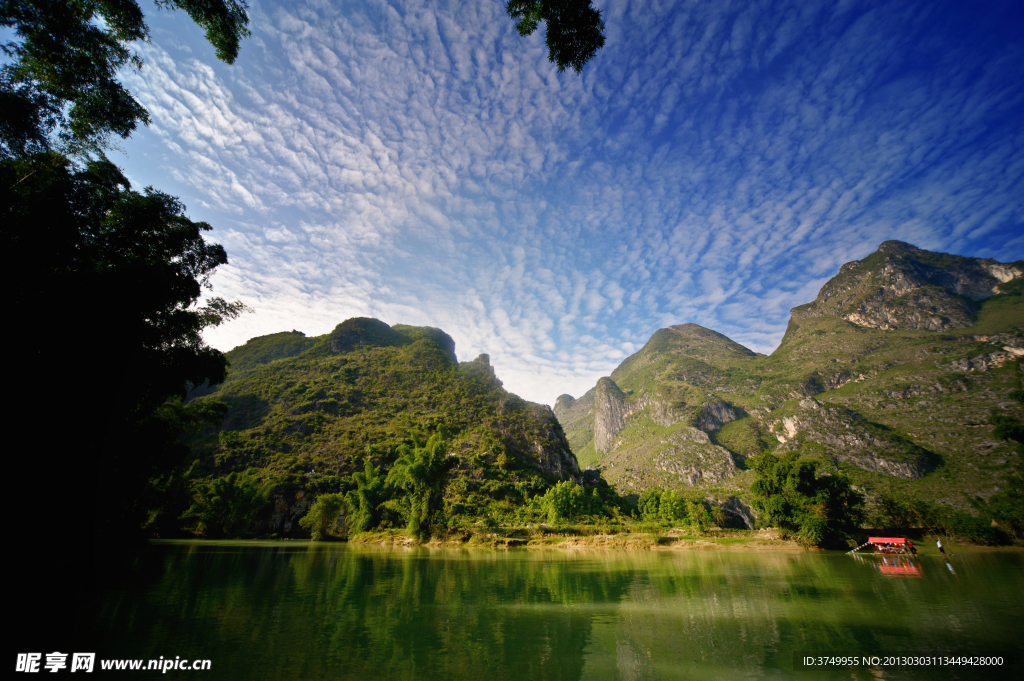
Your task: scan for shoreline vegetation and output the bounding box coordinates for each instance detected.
[352,527,807,551]
[151,529,1022,554]
[168,425,1022,550]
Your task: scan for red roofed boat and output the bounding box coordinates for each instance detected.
[848,537,917,555]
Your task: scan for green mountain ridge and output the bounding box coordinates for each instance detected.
[178,317,581,537]
[554,241,1024,515]
[176,241,1022,538]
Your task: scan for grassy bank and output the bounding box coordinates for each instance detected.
[347,526,805,551]
[345,523,1024,552]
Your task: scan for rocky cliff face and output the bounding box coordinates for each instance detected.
[695,400,739,431]
[593,378,628,454]
[554,241,1023,510]
[554,323,752,487]
[599,426,738,492]
[500,399,582,484]
[553,389,596,459]
[770,398,935,479]
[795,240,1023,331]
[253,489,316,538]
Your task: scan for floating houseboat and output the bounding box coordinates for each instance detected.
[848,536,917,555]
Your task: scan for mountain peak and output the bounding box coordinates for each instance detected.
[667,323,723,337]
[327,318,457,361]
[796,241,1023,331]
[876,239,917,253]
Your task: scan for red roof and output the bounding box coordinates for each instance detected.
[868,537,908,544]
[878,564,921,577]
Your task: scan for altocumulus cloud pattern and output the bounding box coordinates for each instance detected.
[119,0,1024,404]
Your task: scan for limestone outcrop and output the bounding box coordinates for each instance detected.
[770,398,935,479]
[593,378,628,454]
[795,240,1022,331]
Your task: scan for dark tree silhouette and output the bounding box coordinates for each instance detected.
[3,1,253,652]
[2,0,252,564]
[506,0,606,73]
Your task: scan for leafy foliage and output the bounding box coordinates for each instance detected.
[1,0,249,156]
[345,457,386,535]
[383,432,454,539]
[749,452,865,547]
[3,154,249,537]
[306,475,343,496]
[637,488,714,532]
[184,471,272,538]
[506,0,605,73]
[156,1,250,64]
[539,481,600,524]
[2,1,251,543]
[871,489,1014,545]
[299,492,345,541]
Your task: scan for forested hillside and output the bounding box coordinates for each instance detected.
[158,318,584,538]
[555,241,1024,525]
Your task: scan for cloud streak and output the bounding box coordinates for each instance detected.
[117,0,1024,404]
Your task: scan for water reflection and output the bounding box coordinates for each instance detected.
[851,553,923,578]
[89,543,1022,680]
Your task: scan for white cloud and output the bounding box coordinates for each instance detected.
[119,0,1023,405]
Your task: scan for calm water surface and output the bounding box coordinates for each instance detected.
[92,542,1022,680]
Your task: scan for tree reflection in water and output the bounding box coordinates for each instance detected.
[90,543,1023,679]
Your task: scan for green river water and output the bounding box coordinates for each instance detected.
[89,542,1022,679]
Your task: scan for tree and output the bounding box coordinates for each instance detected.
[3,153,247,538]
[638,489,661,521]
[300,493,346,541]
[384,432,453,539]
[540,480,590,524]
[684,499,712,533]
[1,0,250,157]
[749,452,865,547]
[506,0,605,73]
[2,1,252,547]
[658,489,686,523]
[345,456,386,535]
[184,470,272,538]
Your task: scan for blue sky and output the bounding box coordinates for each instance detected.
[117,0,1024,405]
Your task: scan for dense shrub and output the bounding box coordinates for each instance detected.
[872,491,1014,545]
[540,481,601,524]
[307,475,343,495]
[749,452,864,547]
[636,488,713,532]
[183,471,272,538]
[299,493,346,540]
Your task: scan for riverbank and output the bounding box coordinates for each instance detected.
[344,527,1024,552]
[347,527,808,551]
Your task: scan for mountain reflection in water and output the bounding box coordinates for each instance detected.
[88,542,1022,680]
